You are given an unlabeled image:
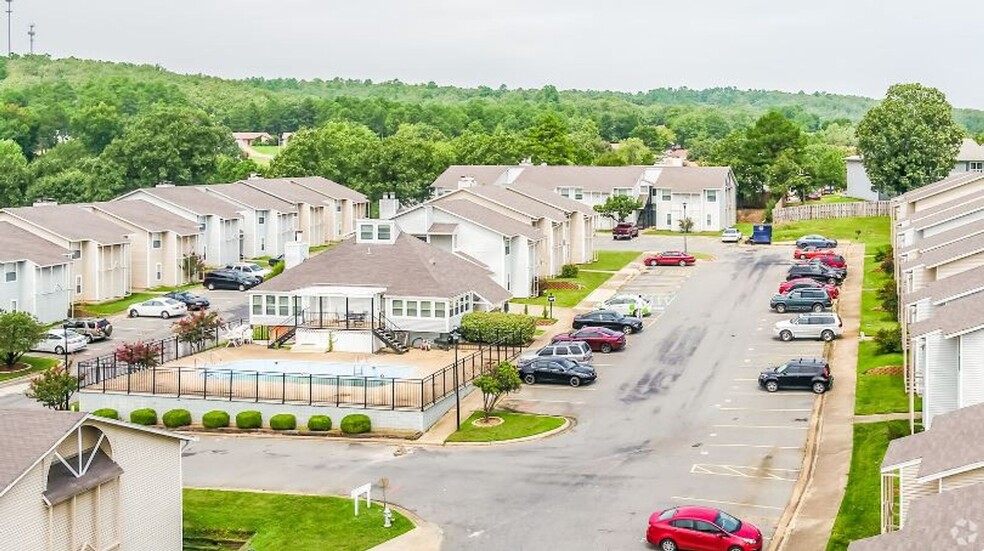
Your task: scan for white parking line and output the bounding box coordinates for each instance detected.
[691,463,799,482]
[669,496,784,511]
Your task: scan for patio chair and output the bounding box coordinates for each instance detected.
[433,333,453,351]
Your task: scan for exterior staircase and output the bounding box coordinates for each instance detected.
[372,326,408,354]
[268,326,296,349]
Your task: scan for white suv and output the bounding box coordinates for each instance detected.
[721,227,743,243]
[226,263,272,282]
[774,312,842,342]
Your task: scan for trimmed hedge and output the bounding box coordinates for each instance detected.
[129,408,157,426]
[235,410,262,429]
[460,312,535,345]
[307,415,332,431]
[560,264,579,278]
[202,410,230,429]
[91,408,119,420]
[270,413,297,431]
[340,414,372,434]
[162,409,192,429]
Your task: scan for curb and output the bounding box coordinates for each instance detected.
[180,429,425,446]
[443,415,574,447]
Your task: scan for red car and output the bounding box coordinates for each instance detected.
[793,247,834,260]
[647,506,763,551]
[809,253,846,269]
[551,327,626,353]
[612,222,640,240]
[645,251,696,267]
[779,277,839,299]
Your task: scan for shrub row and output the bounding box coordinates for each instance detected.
[460,311,535,346]
[112,408,366,433]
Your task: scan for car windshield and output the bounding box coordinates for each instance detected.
[246,264,261,271]
[715,511,742,533]
[163,298,180,305]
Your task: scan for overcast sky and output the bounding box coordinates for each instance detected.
[15,0,984,108]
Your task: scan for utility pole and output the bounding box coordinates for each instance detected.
[4,0,11,56]
[27,22,33,54]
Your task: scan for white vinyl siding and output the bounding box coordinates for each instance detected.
[960,329,984,408]
[924,333,960,429]
[898,462,937,528]
[936,252,984,280]
[941,468,984,492]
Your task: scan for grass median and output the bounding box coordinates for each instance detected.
[446,410,567,443]
[511,250,640,308]
[0,356,59,382]
[183,488,413,551]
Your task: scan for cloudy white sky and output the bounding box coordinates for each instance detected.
[16,0,984,107]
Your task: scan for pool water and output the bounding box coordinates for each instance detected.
[206,359,415,379]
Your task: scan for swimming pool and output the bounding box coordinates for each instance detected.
[207,360,416,379]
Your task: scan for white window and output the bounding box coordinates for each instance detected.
[406,300,418,317]
[75,275,83,294]
[706,214,712,226]
[970,162,984,172]
[377,224,391,240]
[435,301,446,318]
[151,233,162,249]
[613,188,632,197]
[155,263,162,281]
[420,301,432,318]
[265,295,276,316]
[706,190,717,202]
[258,214,266,225]
[9,299,16,312]
[558,188,571,198]
[259,237,266,252]
[504,237,511,256]
[252,295,263,315]
[574,188,583,200]
[392,300,404,316]
[360,225,373,240]
[4,269,15,282]
[506,274,511,291]
[665,213,672,225]
[278,296,290,316]
[661,190,671,201]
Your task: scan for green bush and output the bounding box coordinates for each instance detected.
[202,410,230,429]
[340,414,372,434]
[876,278,899,321]
[235,410,262,429]
[764,197,778,223]
[91,408,119,420]
[460,312,535,345]
[129,408,158,425]
[307,415,332,431]
[162,409,192,429]
[560,264,579,278]
[874,325,903,354]
[269,413,297,430]
[268,260,285,279]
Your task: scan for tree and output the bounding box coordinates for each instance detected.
[450,128,525,165]
[472,361,522,421]
[678,217,694,233]
[372,123,453,202]
[593,195,644,223]
[69,102,124,153]
[857,83,964,195]
[268,121,380,196]
[26,365,78,410]
[629,124,676,150]
[768,151,811,202]
[0,311,47,368]
[173,310,223,351]
[0,139,30,207]
[802,142,847,191]
[114,341,162,371]
[524,112,576,165]
[596,138,655,166]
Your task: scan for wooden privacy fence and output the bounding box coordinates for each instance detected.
[772,201,891,223]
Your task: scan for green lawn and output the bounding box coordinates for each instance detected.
[512,250,639,308]
[445,410,566,443]
[80,293,158,316]
[251,145,281,156]
[583,250,642,271]
[642,229,722,237]
[183,489,413,551]
[0,356,59,382]
[147,282,199,293]
[735,216,891,248]
[826,421,911,551]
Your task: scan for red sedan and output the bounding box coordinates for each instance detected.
[551,327,625,353]
[645,251,696,267]
[809,253,846,269]
[779,277,839,299]
[793,246,834,260]
[647,506,763,551]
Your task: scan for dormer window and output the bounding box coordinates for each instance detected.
[356,219,398,244]
[360,224,374,240]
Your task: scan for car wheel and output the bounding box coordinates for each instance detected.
[766,380,779,392]
[128,309,139,318]
[207,282,216,290]
[572,323,582,330]
[238,284,246,291]
[53,346,64,355]
[569,376,581,387]
[600,343,613,353]
[645,260,653,267]
[780,330,793,342]
[678,260,687,267]
[728,546,744,551]
[622,325,634,335]
[523,374,536,385]
[85,334,93,343]
[812,303,824,312]
[659,538,678,551]
[775,303,787,313]
[161,311,170,319]
[827,277,838,285]
[821,329,835,342]
[813,381,827,394]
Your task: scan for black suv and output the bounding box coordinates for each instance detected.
[64,318,113,342]
[770,288,832,313]
[164,291,211,310]
[203,270,260,291]
[787,264,844,285]
[572,310,644,334]
[759,358,833,394]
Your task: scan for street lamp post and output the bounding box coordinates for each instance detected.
[60,322,69,367]
[548,293,555,319]
[450,329,461,429]
[682,202,688,253]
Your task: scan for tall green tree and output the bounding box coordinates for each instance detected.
[629,124,676,150]
[450,128,525,165]
[525,113,576,165]
[269,121,381,195]
[0,311,47,368]
[373,123,453,201]
[802,143,847,191]
[856,83,964,195]
[767,151,811,202]
[70,102,124,153]
[593,195,644,223]
[596,138,655,166]
[0,139,30,207]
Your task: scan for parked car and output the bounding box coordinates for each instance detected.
[770,288,832,313]
[572,310,644,334]
[552,327,626,353]
[796,258,847,278]
[519,358,597,387]
[721,227,743,243]
[164,291,210,311]
[63,317,113,342]
[33,328,88,355]
[646,506,763,551]
[807,190,823,201]
[774,313,843,342]
[225,262,272,282]
[786,264,844,285]
[612,222,640,240]
[645,251,696,267]
[778,278,839,299]
[600,294,652,317]
[792,246,834,260]
[128,297,188,319]
[759,358,833,394]
[803,253,847,270]
[795,234,838,249]
[518,341,593,366]
[203,269,261,291]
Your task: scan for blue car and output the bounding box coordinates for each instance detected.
[795,234,838,249]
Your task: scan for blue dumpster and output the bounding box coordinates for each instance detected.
[749,224,773,245]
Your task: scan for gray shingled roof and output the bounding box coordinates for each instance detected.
[462,186,567,221]
[908,182,984,221]
[897,171,984,203]
[427,223,458,234]
[900,234,984,271]
[138,186,243,219]
[651,166,734,194]
[883,403,984,480]
[253,232,510,304]
[289,176,368,203]
[0,222,71,266]
[431,165,511,190]
[506,184,595,215]
[434,200,543,240]
[956,137,984,161]
[905,265,984,305]
[92,200,201,236]
[511,165,648,193]
[900,218,984,255]
[0,409,85,497]
[848,483,984,551]
[4,204,131,245]
[239,178,334,205]
[911,193,984,231]
[909,290,984,338]
[205,183,298,213]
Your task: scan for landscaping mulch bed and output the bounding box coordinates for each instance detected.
[865,365,903,376]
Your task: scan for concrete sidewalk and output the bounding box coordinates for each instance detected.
[772,242,864,551]
[369,504,444,551]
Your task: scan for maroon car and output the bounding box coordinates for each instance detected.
[552,327,626,353]
[645,251,696,267]
[612,222,639,240]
